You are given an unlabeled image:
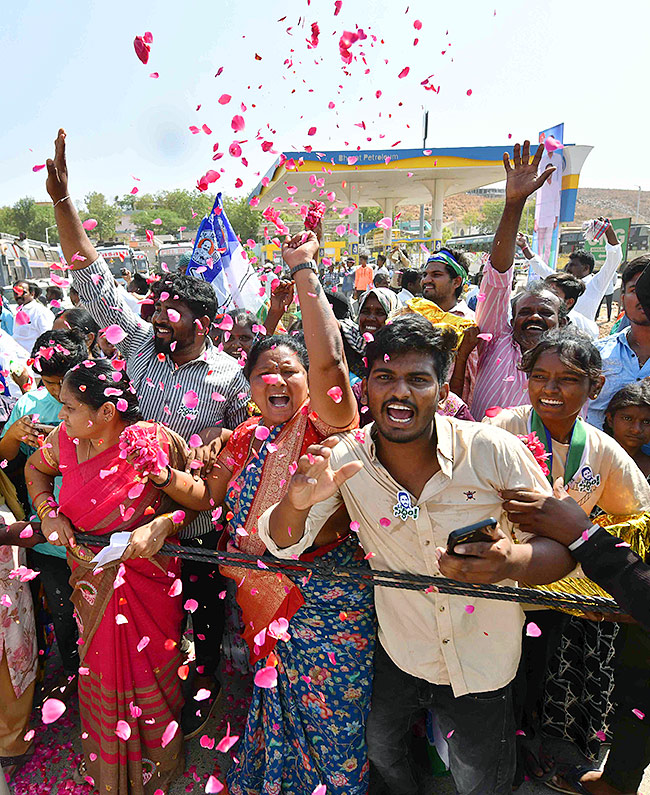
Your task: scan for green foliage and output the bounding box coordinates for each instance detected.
[0,197,59,243]
[81,192,121,241]
[359,206,384,223]
[477,199,535,234]
[221,196,262,243]
[442,227,452,245]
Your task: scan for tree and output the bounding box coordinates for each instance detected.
[360,206,384,223]
[82,192,120,241]
[222,195,262,243]
[131,208,184,237]
[478,199,536,234]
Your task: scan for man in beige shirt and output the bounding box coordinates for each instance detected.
[258,314,574,795]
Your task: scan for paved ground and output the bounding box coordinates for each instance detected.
[8,642,650,795]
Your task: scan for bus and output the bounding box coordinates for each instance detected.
[157,242,194,273]
[95,244,136,278]
[0,233,61,283]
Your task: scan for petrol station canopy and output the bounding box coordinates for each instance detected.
[249,143,592,251]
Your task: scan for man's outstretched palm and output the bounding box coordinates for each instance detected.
[504,140,555,205]
[288,438,363,510]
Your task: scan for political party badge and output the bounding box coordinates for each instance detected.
[393,490,419,521]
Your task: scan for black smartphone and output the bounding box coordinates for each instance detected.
[447,518,498,556]
[33,423,56,434]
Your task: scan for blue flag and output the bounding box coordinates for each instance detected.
[186,193,264,314]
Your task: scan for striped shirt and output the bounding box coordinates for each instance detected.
[73,257,250,537]
[470,262,529,420]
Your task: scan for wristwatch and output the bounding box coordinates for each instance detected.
[290,260,318,278]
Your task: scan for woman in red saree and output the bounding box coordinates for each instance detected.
[134,232,376,793]
[26,359,189,794]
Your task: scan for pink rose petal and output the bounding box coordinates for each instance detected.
[327,386,343,403]
[206,775,224,794]
[254,425,270,441]
[168,579,182,597]
[526,622,542,638]
[184,598,199,612]
[115,720,131,741]
[137,636,150,652]
[231,115,245,133]
[254,666,278,689]
[82,218,98,231]
[42,698,66,724]
[189,434,203,448]
[161,720,179,747]
[104,325,126,345]
[183,390,199,409]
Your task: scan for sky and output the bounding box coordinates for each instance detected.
[1,0,647,209]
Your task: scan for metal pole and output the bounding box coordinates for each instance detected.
[637,185,642,222]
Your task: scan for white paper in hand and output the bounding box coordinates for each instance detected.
[91,532,131,571]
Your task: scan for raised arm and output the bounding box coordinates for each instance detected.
[45,129,151,359]
[491,141,555,274]
[518,233,553,279]
[282,232,357,428]
[575,222,623,320]
[45,129,98,270]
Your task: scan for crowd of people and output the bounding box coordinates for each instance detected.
[0,131,650,795]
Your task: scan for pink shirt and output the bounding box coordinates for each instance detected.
[470,262,529,419]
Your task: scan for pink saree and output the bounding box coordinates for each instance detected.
[55,423,187,794]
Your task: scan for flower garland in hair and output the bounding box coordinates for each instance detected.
[118,424,169,477]
[516,431,550,477]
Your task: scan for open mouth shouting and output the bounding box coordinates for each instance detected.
[384,402,416,425]
[268,394,291,408]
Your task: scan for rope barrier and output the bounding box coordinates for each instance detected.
[74,532,625,615]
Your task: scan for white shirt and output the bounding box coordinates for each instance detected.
[569,309,598,340]
[0,332,30,398]
[259,416,553,696]
[397,288,415,305]
[527,242,623,321]
[12,300,55,355]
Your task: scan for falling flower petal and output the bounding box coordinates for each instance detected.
[323,383,345,405]
[104,325,127,345]
[183,390,199,409]
[115,720,131,740]
[307,126,317,136]
[206,776,224,794]
[398,67,410,79]
[254,425,270,441]
[42,698,66,724]
[526,622,542,637]
[137,636,150,652]
[82,219,98,231]
[231,115,245,133]
[161,720,179,747]
[254,666,278,689]
[32,164,46,172]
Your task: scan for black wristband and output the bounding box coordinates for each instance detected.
[152,466,172,489]
[290,260,318,278]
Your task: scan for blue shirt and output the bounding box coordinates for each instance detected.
[1,388,65,558]
[589,329,650,434]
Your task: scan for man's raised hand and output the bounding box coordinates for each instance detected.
[504,140,555,206]
[46,128,69,203]
[287,437,362,511]
[281,230,319,270]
